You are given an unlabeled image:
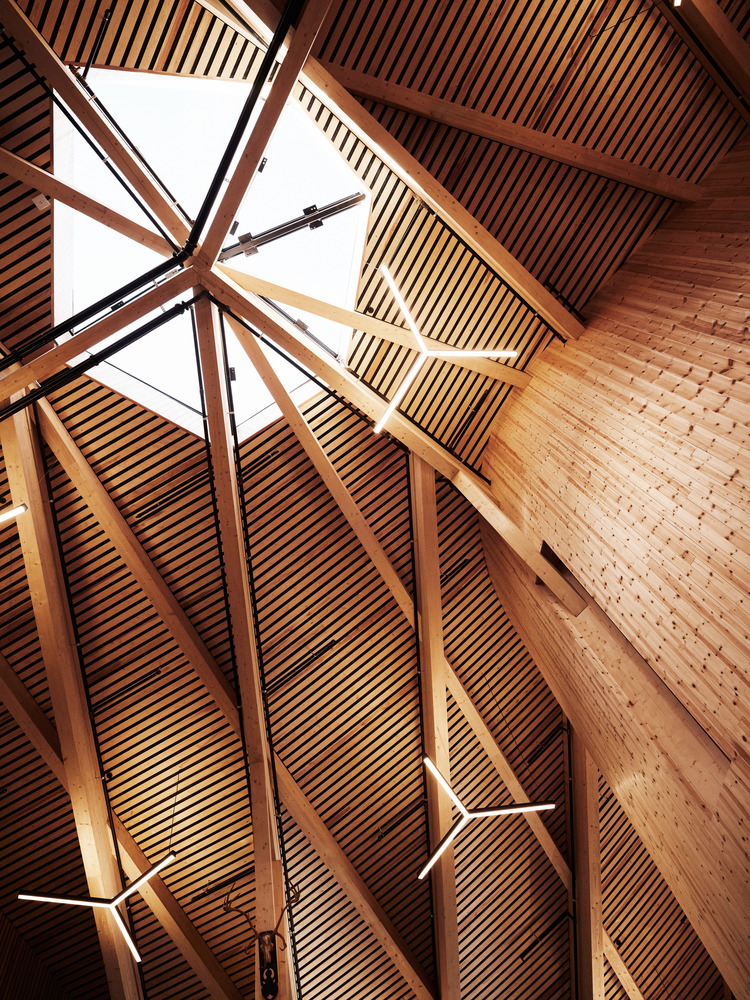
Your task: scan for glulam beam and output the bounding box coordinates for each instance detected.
[0,405,143,1000]
[0,651,244,1000]
[198,268,585,615]
[673,0,750,110]
[275,757,436,1000]
[0,147,172,256]
[36,398,238,725]
[220,266,532,388]
[227,314,414,621]
[0,269,193,405]
[199,0,333,265]
[409,455,461,998]
[0,0,189,244]
[571,731,604,1000]
[322,68,704,203]
[192,294,291,998]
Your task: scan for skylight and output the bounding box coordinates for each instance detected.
[53,69,368,439]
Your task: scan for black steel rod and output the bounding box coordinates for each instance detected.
[82,4,111,80]
[0,298,196,421]
[185,0,306,253]
[1,253,190,370]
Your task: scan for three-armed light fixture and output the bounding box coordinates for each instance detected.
[374,266,518,434]
[418,757,554,880]
[0,502,27,524]
[19,852,176,963]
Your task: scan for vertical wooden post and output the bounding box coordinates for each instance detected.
[193,294,294,999]
[410,454,461,998]
[572,732,604,999]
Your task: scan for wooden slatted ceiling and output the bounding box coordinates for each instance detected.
[599,773,723,1000]
[19,0,264,79]
[316,0,745,311]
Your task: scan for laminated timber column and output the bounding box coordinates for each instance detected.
[571,732,604,1000]
[0,404,143,1000]
[410,454,461,999]
[193,294,294,1000]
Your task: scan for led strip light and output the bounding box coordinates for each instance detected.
[374,266,518,434]
[418,758,554,880]
[19,852,176,962]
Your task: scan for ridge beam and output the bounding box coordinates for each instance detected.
[193,294,293,999]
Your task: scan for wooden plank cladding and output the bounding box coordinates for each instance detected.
[0,32,52,355]
[481,135,750,997]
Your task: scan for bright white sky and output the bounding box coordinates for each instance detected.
[54,69,368,438]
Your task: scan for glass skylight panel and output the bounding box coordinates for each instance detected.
[54,68,367,439]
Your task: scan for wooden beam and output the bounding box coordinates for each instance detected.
[36,398,238,726]
[409,455,461,997]
[198,0,333,265]
[0,146,172,256]
[675,0,750,110]
[603,937,647,1000]
[193,294,291,998]
[0,0,189,244]
[274,756,436,1000]
[322,67,704,203]
[198,268,585,615]
[225,312,414,622]
[0,269,193,405]
[571,730,605,1000]
[299,72,584,341]
[0,651,244,1000]
[445,662,572,893]
[0,405,143,1000]
[220,265,532,388]
[657,1,750,126]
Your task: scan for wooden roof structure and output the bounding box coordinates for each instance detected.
[1,1,748,998]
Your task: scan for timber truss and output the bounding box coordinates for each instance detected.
[0,0,671,998]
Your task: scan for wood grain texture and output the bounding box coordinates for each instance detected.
[482,134,750,999]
